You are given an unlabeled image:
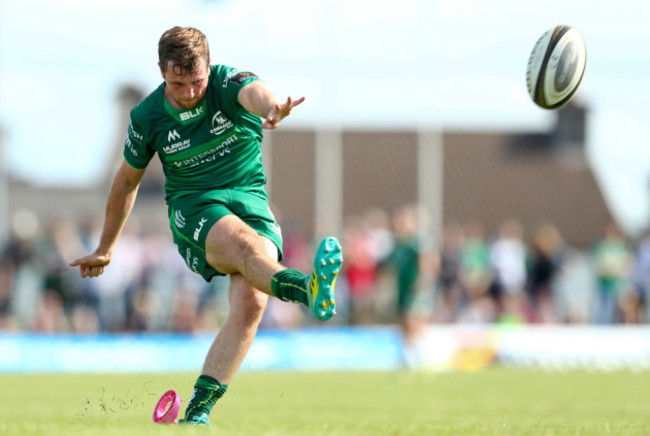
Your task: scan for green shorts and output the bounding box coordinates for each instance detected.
[167,187,283,282]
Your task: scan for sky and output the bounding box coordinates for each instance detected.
[1,0,649,235]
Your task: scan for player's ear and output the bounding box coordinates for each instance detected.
[158,62,165,79]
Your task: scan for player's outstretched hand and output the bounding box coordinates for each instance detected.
[69,252,111,278]
[262,96,305,130]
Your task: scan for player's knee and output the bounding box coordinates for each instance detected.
[230,274,268,319]
[234,289,268,325]
[246,290,268,316]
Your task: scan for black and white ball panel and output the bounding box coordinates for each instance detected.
[526,25,587,109]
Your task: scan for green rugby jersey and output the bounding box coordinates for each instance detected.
[123,65,265,199]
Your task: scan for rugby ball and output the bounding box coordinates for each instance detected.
[526,25,587,109]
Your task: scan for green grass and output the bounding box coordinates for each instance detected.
[1,368,649,435]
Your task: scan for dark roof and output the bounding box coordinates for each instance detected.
[9,123,612,249]
[443,131,612,247]
[267,127,612,248]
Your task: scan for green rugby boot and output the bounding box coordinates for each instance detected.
[179,412,210,426]
[306,237,343,321]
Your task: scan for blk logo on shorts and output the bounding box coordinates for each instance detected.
[194,217,208,241]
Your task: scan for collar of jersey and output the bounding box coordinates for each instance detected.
[163,92,207,125]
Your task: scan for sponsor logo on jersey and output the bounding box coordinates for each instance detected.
[168,129,181,142]
[231,71,258,85]
[194,217,208,241]
[185,248,199,273]
[210,111,234,136]
[172,134,237,168]
[180,105,204,122]
[163,139,191,154]
[222,70,258,88]
[222,69,240,88]
[185,248,192,268]
[164,130,191,154]
[125,136,138,157]
[128,121,144,142]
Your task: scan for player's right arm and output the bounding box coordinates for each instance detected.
[237,80,305,130]
[69,160,145,278]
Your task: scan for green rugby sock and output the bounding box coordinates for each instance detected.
[271,268,309,306]
[183,375,228,420]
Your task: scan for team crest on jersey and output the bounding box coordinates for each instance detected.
[174,210,186,229]
[210,111,234,136]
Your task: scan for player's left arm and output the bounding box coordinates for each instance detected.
[238,81,305,130]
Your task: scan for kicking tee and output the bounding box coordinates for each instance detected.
[123,65,265,199]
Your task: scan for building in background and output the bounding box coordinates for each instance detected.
[4,93,612,250]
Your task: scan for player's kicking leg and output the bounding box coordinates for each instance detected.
[203,214,344,322]
[179,218,343,425]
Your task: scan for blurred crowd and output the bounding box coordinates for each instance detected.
[1,206,649,334]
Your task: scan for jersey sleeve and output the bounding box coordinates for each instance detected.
[123,116,154,170]
[214,65,261,114]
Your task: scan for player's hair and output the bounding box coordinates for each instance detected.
[158,26,210,75]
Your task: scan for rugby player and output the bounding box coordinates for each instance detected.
[70,26,343,426]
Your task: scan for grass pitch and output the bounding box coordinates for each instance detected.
[0,368,649,435]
